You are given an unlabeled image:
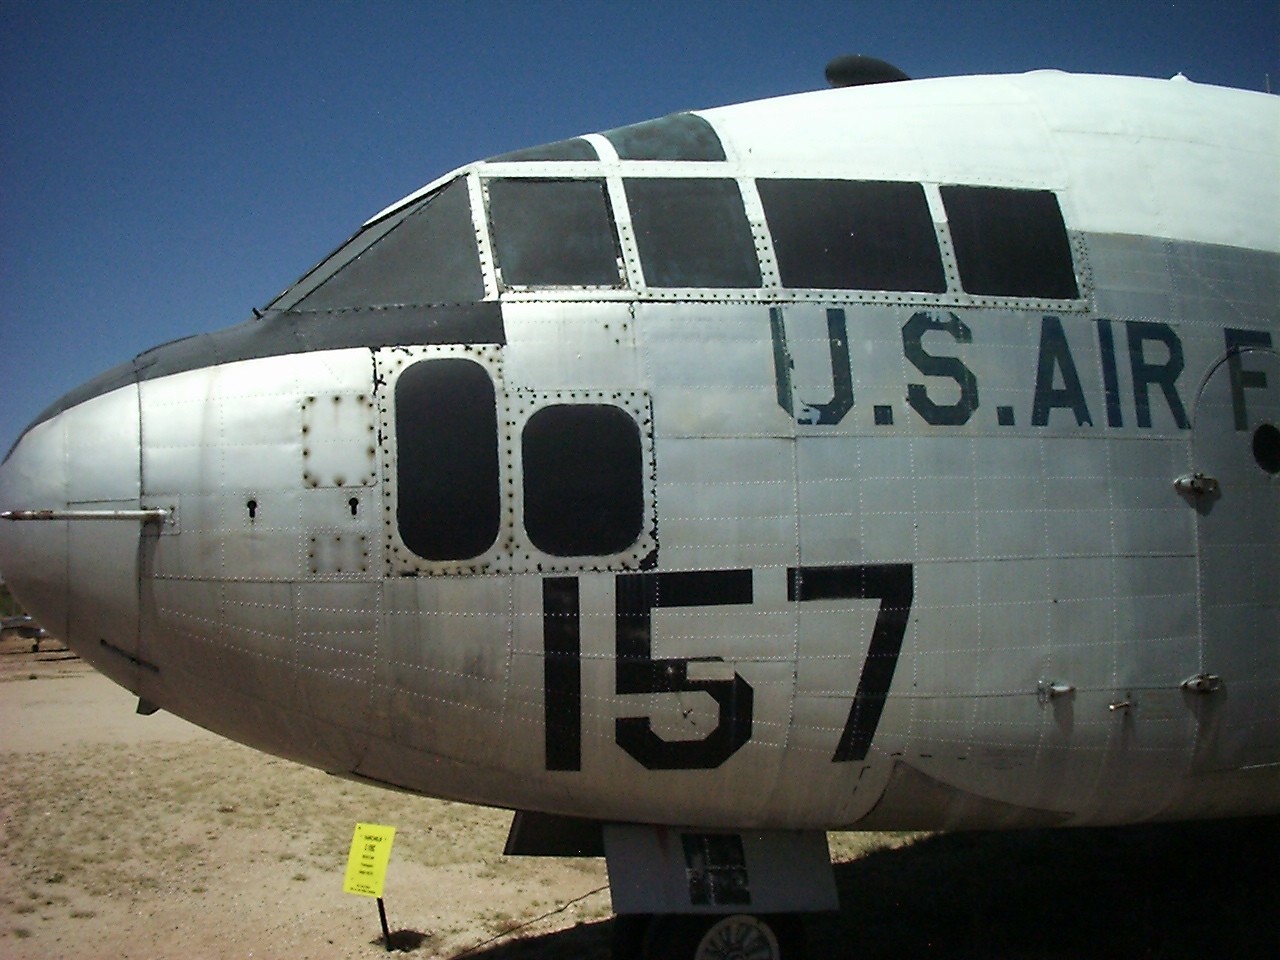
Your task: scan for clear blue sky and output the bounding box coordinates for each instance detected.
[2,0,1276,448]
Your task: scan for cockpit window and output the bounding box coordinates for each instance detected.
[941,186,1079,299]
[759,179,946,292]
[271,178,484,312]
[602,113,726,161]
[486,178,622,288]
[625,178,761,288]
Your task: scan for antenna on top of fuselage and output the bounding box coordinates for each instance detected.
[824,54,911,88]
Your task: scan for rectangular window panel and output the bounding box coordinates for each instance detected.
[487,178,622,287]
[758,179,945,292]
[941,185,1079,299]
[625,178,761,288]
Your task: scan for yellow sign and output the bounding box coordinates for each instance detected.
[343,822,397,898]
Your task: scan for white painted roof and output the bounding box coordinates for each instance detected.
[699,71,1279,253]
[370,72,1278,255]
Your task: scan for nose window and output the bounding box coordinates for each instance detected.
[522,404,644,556]
[395,358,500,561]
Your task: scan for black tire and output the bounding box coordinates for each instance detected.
[641,912,807,960]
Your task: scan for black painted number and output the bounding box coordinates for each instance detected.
[788,564,914,763]
[614,570,755,770]
[541,564,913,771]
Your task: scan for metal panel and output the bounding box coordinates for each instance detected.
[504,388,656,573]
[1191,348,1280,771]
[376,576,513,768]
[604,826,835,915]
[501,301,641,391]
[68,499,143,688]
[301,392,377,489]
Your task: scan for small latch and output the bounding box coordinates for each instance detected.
[1173,473,1219,498]
[1036,680,1075,705]
[1182,673,1223,694]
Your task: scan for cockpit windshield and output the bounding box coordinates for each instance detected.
[266,177,483,312]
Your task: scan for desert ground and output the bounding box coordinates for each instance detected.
[2,632,1276,960]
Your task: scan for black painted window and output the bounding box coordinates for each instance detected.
[941,186,1079,299]
[487,137,598,162]
[603,113,726,161]
[396,359,500,561]
[625,178,761,288]
[522,405,643,556]
[758,179,946,292]
[487,178,621,287]
[286,178,484,310]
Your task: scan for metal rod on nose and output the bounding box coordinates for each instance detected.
[1,509,170,522]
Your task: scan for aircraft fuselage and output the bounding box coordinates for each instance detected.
[1,71,1276,839]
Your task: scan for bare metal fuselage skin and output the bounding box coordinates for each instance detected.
[1,72,1276,834]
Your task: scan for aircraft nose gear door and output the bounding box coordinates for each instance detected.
[1188,346,1280,772]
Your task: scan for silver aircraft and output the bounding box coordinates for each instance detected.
[1,59,1277,959]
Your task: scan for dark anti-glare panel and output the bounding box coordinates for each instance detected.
[625,178,761,288]
[395,359,500,561]
[758,179,946,292]
[487,178,621,287]
[522,405,643,556]
[941,185,1080,299]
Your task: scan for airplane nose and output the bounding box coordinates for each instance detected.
[0,381,147,690]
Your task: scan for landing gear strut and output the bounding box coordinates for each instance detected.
[504,815,830,960]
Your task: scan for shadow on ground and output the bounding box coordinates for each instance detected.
[442,816,1278,959]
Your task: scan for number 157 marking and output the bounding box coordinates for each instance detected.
[542,563,914,771]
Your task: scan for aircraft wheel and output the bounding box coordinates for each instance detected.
[640,913,805,960]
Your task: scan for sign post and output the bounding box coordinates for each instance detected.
[343,822,397,951]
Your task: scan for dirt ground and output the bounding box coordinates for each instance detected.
[2,632,1277,960]
[0,635,905,960]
